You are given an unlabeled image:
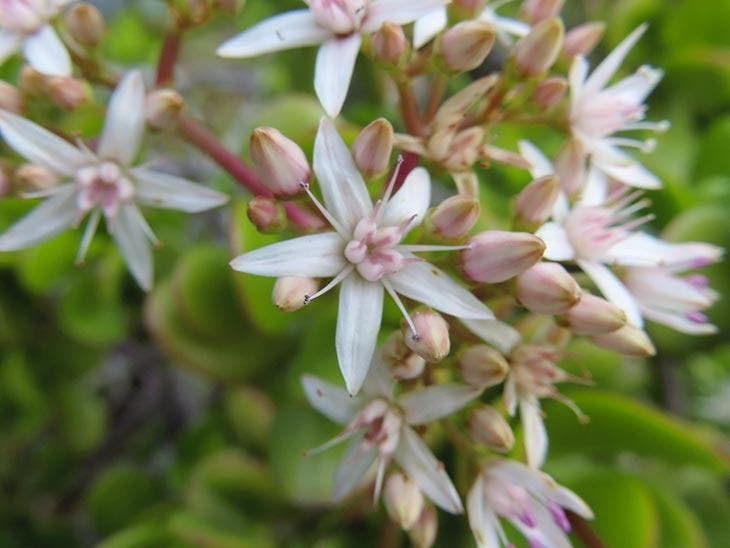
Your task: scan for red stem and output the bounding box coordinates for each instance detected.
[567,512,606,548]
[283,202,327,231]
[156,31,181,87]
[397,80,427,137]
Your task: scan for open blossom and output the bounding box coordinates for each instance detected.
[231,118,492,395]
[216,0,448,117]
[0,71,229,289]
[468,459,593,548]
[0,0,72,76]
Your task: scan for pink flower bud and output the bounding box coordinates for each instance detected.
[458,344,509,387]
[408,505,438,548]
[46,77,91,111]
[428,195,480,239]
[520,0,564,24]
[554,138,585,196]
[438,21,496,72]
[382,331,426,380]
[516,262,581,314]
[14,163,59,190]
[563,21,605,58]
[19,66,45,95]
[272,276,319,312]
[247,196,285,232]
[463,231,546,283]
[403,310,450,363]
[512,18,564,76]
[453,0,488,16]
[589,325,656,358]
[514,175,560,226]
[430,127,485,172]
[384,472,424,531]
[250,127,310,196]
[352,118,393,178]
[532,76,567,108]
[468,405,515,452]
[371,23,408,64]
[0,165,11,196]
[0,81,23,113]
[563,292,627,335]
[146,89,184,130]
[65,3,106,48]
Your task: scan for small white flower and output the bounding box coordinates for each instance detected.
[0,0,72,76]
[0,70,229,290]
[217,0,448,117]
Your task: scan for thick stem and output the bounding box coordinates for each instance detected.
[568,512,606,548]
[283,201,327,231]
[396,79,427,137]
[156,31,181,87]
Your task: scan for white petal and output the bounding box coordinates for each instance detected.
[578,259,643,327]
[460,318,521,355]
[108,204,154,290]
[568,55,589,101]
[550,485,594,519]
[0,185,76,250]
[0,31,20,65]
[604,233,666,266]
[389,260,494,320]
[336,275,384,396]
[521,396,547,469]
[363,0,449,34]
[217,10,330,58]
[485,12,530,41]
[583,23,648,96]
[551,191,570,223]
[535,222,575,261]
[301,374,360,425]
[578,165,608,207]
[381,167,430,228]
[400,384,481,425]
[412,8,447,49]
[22,26,71,76]
[518,140,554,178]
[361,355,396,400]
[0,110,87,176]
[131,167,228,212]
[395,426,463,514]
[606,65,663,105]
[313,117,372,231]
[332,434,378,501]
[98,71,146,165]
[642,307,718,336]
[593,154,661,189]
[314,34,361,117]
[467,480,501,548]
[230,232,346,277]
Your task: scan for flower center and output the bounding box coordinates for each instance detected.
[75,161,134,218]
[344,217,409,282]
[308,0,369,34]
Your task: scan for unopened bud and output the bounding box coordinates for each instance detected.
[563,22,605,58]
[463,230,545,283]
[468,405,514,452]
[272,276,318,312]
[554,138,585,196]
[403,310,450,363]
[514,175,560,226]
[65,3,106,47]
[46,77,91,110]
[382,331,426,380]
[408,505,438,548]
[458,344,509,387]
[432,127,485,172]
[516,262,580,314]
[212,0,243,13]
[589,324,656,357]
[247,196,285,232]
[0,82,23,113]
[512,18,564,76]
[428,195,480,239]
[19,66,46,95]
[520,0,564,24]
[0,165,11,196]
[352,118,393,178]
[14,163,59,190]
[371,23,408,64]
[453,0,488,16]
[250,127,310,196]
[438,21,496,72]
[384,472,424,531]
[532,76,567,108]
[171,0,210,27]
[563,293,627,335]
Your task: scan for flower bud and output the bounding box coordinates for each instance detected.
[463,230,545,283]
[516,262,581,314]
[352,118,393,178]
[371,23,408,64]
[589,325,656,358]
[514,175,560,226]
[438,21,496,72]
[520,0,564,24]
[46,77,91,110]
[453,0,488,16]
[14,163,59,190]
[171,0,210,27]
[408,505,438,548]
[18,66,45,95]
[146,89,184,130]
[0,165,11,196]
[212,0,243,13]
[250,127,310,196]
[65,3,106,47]
[272,276,319,312]
[382,331,427,380]
[458,344,509,387]
[563,293,627,335]
[428,195,480,239]
[468,405,514,452]
[403,310,450,363]
[554,138,585,196]
[384,472,424,531]
[563,21,605,58]
[431,127,485,172]
[247,196,286,232]
[512,18,564,76]
[532,76,567,108]
[0,81,23,113]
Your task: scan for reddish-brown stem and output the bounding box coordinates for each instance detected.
[567,512,606,548]
[283,202,327,231]
[396,80,427,137]
[425,73,448,123]
[156,31,181,87]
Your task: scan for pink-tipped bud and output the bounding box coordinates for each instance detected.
[14,163,59,190]
[371,22,408,64]
[590,325,656,358]
[458,344,509,387]
[46,77,91,110]
[428,195,480,239]
[403,310,450,363]
[516,262,581,314]
[468,405,514,452]
[19,66,46,95]
[514,175,560,226]
[554,138,585,196]
[247,196,286,232]
[532,76,567,108]
[250,127,310,196]
[0,81,23,113]
[512,18,564,76]
[382,331,426,380]
[272,276,319,312]
[563,21,605,58]
[0,165,11,196]
[384,472,424,531]
[463,230,546,283]
[65,3,106,47]
[520,0,564,24]
[438,21,496,72]
[146,89,184,130]
[564,293,627,335]
[352,118,393,178]
[408,505,438,548]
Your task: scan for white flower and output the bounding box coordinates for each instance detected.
[0,0,72,76]
[217,0,448,117]
[0,70,229,290]
[302,357,481,513]
[231,117,492,395]
[468,459,593,548]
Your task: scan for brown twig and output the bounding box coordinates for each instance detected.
[568,511,606,548]
[156,30,181,87]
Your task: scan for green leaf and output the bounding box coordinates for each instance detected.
[168,510,275,548]
[57,385,106,454]
[98,521,172,548]
[649,484,708,548]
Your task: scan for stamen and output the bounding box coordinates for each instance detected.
[374,155,404,224]
[623,120,670,133]
[607,137,656,153]
[615,198,651,220]
[301,182,348,238]
[304,265,354,304]
[75,209,101,266]
[303,429,357,457]
[372,457,387,504]
[128,206,160,246]
[381,277,418,339]
[20,185,73,199]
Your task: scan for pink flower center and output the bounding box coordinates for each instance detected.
[572,92,645,139]
[308,0,369,34]
[484,475,537,528]
[348,398,402,456]
[344,216,409,282]
[75,162,134,218]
